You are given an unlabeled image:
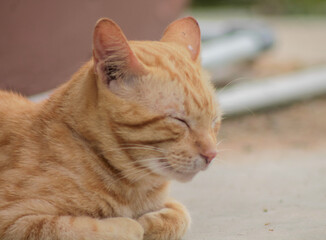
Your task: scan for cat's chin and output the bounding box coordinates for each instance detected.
[153,159,202,182]
[160,168,199,182]
[172,172,197,182]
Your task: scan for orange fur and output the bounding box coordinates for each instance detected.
[0,17,221,240]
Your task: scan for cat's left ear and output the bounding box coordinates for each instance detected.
[92,18,147,83]
[161,17,201,61]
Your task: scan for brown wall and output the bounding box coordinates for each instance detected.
[0,0,188,95]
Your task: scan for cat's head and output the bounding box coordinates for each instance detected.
[92,17,221,182]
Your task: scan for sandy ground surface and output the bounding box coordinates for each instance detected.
[170,14,326,240]
[171,152,326,240]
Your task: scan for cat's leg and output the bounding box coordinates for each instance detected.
[137,199,190,240]
[1,215,144,240]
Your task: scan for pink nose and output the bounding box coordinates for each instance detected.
[200,150,217,164]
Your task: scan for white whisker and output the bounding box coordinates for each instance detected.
[103,146,164,154]
[120,157,166,168]
[129,161,179,184]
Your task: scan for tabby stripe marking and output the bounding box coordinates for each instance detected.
[64,121,132,186]
[33,217,46,239]
[146,182,168,198]
[117,115,165,128]
[136,43,207,109]
[1,214,36,237]
[130,137,177,145]
[95,151,132,187]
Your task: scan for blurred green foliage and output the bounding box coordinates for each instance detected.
[191,0,326,15]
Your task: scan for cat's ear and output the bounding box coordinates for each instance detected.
[93,18,146,83]
[161,17,201,61]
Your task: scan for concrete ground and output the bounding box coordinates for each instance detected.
[171,149,326,240]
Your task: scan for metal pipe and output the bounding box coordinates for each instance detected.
[28,90,52,103]
[218,66,326,117]
[202,31,266,75]
[200,20,274,84]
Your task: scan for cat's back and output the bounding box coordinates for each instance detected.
[0,90,33,112]
[0,90,36,158]
[0,90,36,123]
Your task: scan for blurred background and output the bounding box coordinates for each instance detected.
[1,0,325,239]
[188,1,326,238]
[187,0,326,167]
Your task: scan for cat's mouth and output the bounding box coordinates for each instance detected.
[158,159,198,182]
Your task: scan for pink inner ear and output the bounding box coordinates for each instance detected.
[161,17,201,61]
[93,18,129,62]
[92,18,147,75]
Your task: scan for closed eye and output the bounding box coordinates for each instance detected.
[173,117,190,128]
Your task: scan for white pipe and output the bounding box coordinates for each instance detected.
[28,90,52,102]
[201,32,264,77]
[200,20,274,83]
[218,66,326,116]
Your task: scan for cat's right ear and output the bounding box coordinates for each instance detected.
[92,18,146,84]
[161,17,201,61]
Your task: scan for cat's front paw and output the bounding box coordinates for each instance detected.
[102,217,144,240]
[137,200,190,240]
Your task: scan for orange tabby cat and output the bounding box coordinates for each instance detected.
[0,17,221,240]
